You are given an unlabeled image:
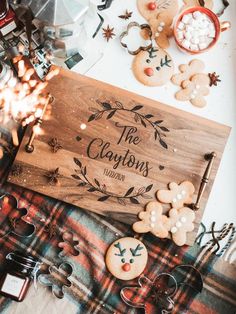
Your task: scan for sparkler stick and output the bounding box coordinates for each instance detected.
[25,95,52,153]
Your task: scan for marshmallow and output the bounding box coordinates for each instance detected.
[178,21,185,30]
[182,39,191,49]
[157,26,163,32]
[186,25,194,32]
[193,10,202,20]
[191,37,200,44]
[190,44,199,51]
[184,31,192,41]
[199,36,206,43]
[182,13,192,24]
[209,30,216,38]
[199,29,207,36]
[199,42,208,50]
[160,21,165,27]
[177,30,184,40]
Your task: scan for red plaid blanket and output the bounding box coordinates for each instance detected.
[0,133,235,314]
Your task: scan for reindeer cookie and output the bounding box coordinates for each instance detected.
[175,73,210,107]
[133,201,171,238]
[171,59,205,86]
[157,181,195,209]
[182,0,213,11]
[150,12,173,49]
[137,0,179,24]
[132,47,174,86]
[105,237,148,280]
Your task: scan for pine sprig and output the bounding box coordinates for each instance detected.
[87,100,169,149]
[71,158,153,205]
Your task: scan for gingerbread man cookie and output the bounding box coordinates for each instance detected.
[132,47,174,86]
[133,201,170,238]
[137,0,179,24]
[175,73,210,107]
[157,181,195,209]
[105,237,148,280]
[171,59,205,86]
[150,12,173,49]
[168,207,195,246]
[182,0,213,11]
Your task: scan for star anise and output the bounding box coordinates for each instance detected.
[44,167,62,185]
[11,164,23,177]
[44,222,57,239]
[48,137,63,153]
[102,25,115,42]
[208,72,221,86]
[119,10,133,20]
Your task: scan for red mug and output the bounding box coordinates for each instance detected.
[173,6,231,54]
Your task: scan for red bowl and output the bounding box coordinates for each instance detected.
[173,6,221,54]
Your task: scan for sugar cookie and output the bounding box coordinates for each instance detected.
[132,47,174,86]
[133,201,171,238]
[171,59,205,86]
[157,181,195,209]
[105,237,148,280]
[175,73,210,107]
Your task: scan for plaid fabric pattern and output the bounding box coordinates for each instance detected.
[0,134,235,314]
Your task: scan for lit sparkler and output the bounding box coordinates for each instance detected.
[0,57,59,159]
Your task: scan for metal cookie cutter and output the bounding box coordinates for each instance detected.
[0,194,36,239]
[38,262,74,299]
[58,231,80,258]
[120,22,153,55]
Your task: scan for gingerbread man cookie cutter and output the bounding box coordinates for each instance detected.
[0,194,36,239]
[58,231,80,258]
[38,262,73,299]
[120,265,203,312]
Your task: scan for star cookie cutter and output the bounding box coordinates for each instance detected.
[0,194,36,238]
[120,22,153,55]
[58,231,80,258]
[38,262,73,299]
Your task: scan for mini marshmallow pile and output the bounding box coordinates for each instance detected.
[176,11,216,51]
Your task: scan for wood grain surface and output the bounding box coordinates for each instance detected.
[9,67,231,245]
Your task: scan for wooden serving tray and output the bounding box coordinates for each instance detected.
[9,68,231,245]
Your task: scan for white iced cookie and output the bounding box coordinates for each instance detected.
[105,237,148,280]
[176,10,216,52]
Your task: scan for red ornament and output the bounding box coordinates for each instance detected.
[147,2,157,10]
[122,263,131,272]
[144,68,154,77]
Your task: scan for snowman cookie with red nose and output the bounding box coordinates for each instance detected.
[132,46,174,86]
[105,237,148,280]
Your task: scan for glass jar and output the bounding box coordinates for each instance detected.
[0,252,40,302]
[0,0,9,20]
